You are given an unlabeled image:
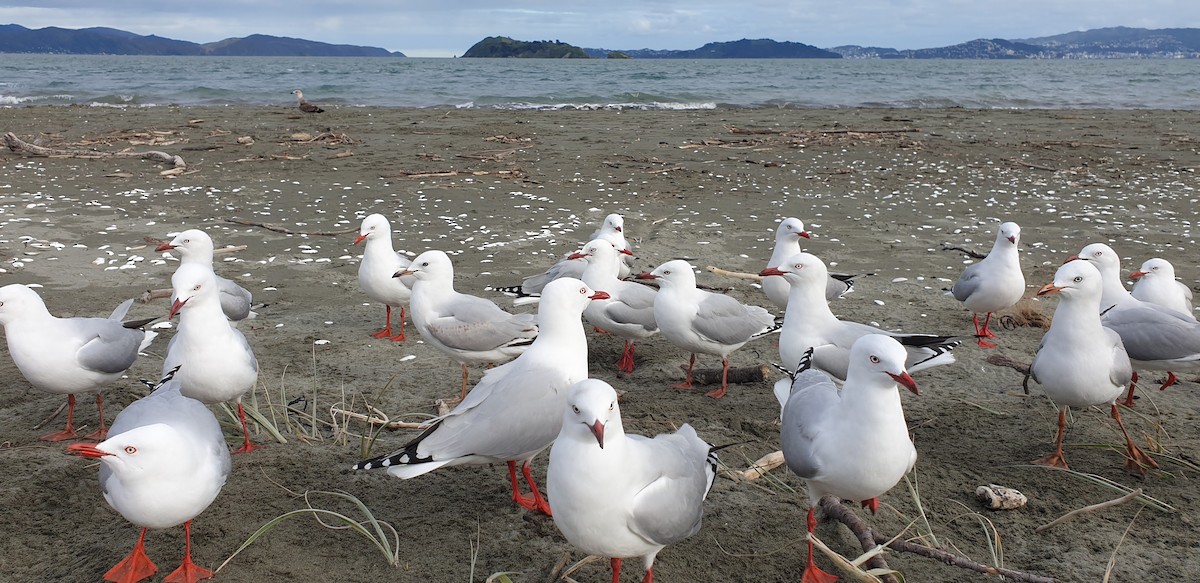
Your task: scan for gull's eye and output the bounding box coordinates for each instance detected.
[572,406,580,414]
[608,402,614,411]
[192,284,202,292]
[869,355,880,364]
[1073,276,1083,283]
[421,261,429,267]
[124,446,137,455]
[663,270,671,276]
[579,287,587,295]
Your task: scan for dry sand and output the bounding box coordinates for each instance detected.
[0,105,1198,583]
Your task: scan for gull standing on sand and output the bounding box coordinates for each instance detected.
[156,228,254,321]
[1074,243,1200,404]
[291,89,324,113]
[547,378,717,583]
[778,337,918,583]
[67,370,229,583]
[1029,260,1159,475]
[761,252,960,382]
[164,263,261,454]
[354,278,609,516]
[1130,257,1195,320]
[496,213,634,300]
[400,249,539,399]
[354,213,414,341]
[0,284,155,441]
[572,239,657,374]
[949,221,1025,348]
[761,217,857,309]
[638,259,776,399]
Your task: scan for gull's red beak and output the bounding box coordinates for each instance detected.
[567,252,587,260]
[759,267,786,277]
[1062,254,1080,265]
[619,248,634,256]
[155,242,176,252]
[1007,235,1017,244]
[1037,283,1064,296]
[634,272,658,280]
[798,231,812,239]
[589,291,611,301]
[1129,270,1147,280]
[168,298,188,319]
[888,371,919,395]
[588,420,605,448]
[66,443,109,458]
[393,269,415,278]
[614,226,622,232]
[353,234,368,246]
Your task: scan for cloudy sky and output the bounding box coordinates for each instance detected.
[2,1,1197,57]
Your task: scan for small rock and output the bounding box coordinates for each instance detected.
[976,483,1028,510]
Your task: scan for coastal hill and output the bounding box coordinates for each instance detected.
[462,37,589,58]
[583,38,840,59]
[833,26,1200,59]
[0,24,404,56]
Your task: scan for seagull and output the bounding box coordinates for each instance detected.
[156,228,254,321]
[398,249,539,399]
[779,336,918,583]
[761,217,858,309]
[547,378,717,583]
[354,278,609,516]
[164,263,261,454]
[1029,260,1159,475]
[495,213,634,301]
[571,239,657,374]
[0,284,155,441]
[761,252,960,383]
[354,213,414,341]
[1130,258,1195,321]
[637,259,776,399]
[68,369,230,583]
[291,89,324,113]
[1073,243,1200,404]
[949,221,1026,348]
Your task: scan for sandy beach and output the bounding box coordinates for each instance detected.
[0,104,1197,583]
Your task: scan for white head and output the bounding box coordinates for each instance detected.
[997,222,1021,246]
[169,263,220,319]
[1039,259,1104,304]
[846,334,919,395]
[1074,243,1121,276]
[640,259,698,289]
[355,213,392,246]
[292,89,304,98]
[775,217,811,244]
[157,229,216,264]
[396,250,454,283]
[67,423,196,483]
[561,378,622,449]
[570,239,627,274]
[759,252,829,289]
[0,283,49,325]
[538,277,609,323]
[1131,257,1175,281]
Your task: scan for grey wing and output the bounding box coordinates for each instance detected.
[950,264,983,302]
[216,276,254,320]
[522,258,583,295]
[1104,328,1133,388]
[604,300,657,332]
[780,369,840,479]
[108,298,135,321]
[1102,304,1200,361]
[429,297,537,352]
[75,319,143,374]
[693,294,772,345]
[627,429,711,545]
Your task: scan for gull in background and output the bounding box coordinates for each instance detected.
[948,221,1025,348]
[354,213,415,341]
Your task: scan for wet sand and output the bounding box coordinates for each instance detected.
[1,105,1198,583]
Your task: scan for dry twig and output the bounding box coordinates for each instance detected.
[4,131,186,169]
[224,218,356,236]
[1035,488,1143,533]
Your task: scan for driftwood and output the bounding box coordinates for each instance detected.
[941,243,987,260]
[707,265,763,281]
[224,217,356,237]
[680,364,769,385]
[740,450,785,480]
[4,131,186,169]
[817,495,1058,583]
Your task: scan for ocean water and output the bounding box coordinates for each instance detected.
[0,54,1197,110]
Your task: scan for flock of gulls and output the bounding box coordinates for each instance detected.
[1,208,1196,583]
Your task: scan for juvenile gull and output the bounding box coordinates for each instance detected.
[496,213,634,300]
[1130,257,1195,321]
[638,259,776,399]
[354,213,414,341]
[547,378,716,583]
[291,89,324,113]
[0,284,155,441]
[761,217,858,308]
[779,337,918,583]
[949,221,1025,348]
[67,370,229,583]
[354,278,608,516]
[572,239,657,374]
[1029,260,1158,475]
[164,263,261,454]
[762,252,960,382]
[156,228,254,321]
[399,249,539,399]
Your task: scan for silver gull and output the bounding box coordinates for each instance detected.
[949,221,1025,348]
[572,239,657,374]
[156,229,254,322]
[354,213,414,341]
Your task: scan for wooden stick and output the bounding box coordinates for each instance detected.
[1035,488,1143,533]
[4,131,185,169]
[985,354,1031,375]
[681,364,769,386]
[817,496,899,583]
[941,243,987,260]
[707,265,763,281]
[224,217,356,236]
[741,450,785,480]
[329,406,426,430]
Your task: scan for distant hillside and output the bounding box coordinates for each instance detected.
[830,26,1200,59]
[0,24,405,56]
[885,38,1050,59]
[584,38,840,59]
[462,37,590,58]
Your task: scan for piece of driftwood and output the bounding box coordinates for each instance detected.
[941,243,987,260]
[680,364,769,385]
[329,406,426,430]
[985,354,1031,375]
[224,218,356,237]
[707,265,763,281]
[817,496,1058,583]
[4,131,186,169]
[741,450,785,480]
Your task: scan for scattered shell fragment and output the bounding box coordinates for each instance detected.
[976,483,1028,510]
[237,136,255,145]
